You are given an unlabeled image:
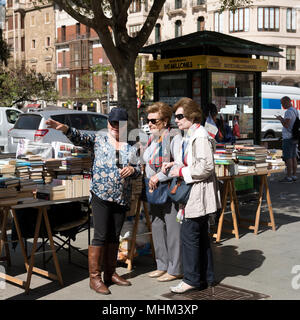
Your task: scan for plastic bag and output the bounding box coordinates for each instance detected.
[16,139,53,159]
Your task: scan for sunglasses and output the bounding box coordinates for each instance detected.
[109,121,119,128]
[175,114,185,120]
[146,118,161,124]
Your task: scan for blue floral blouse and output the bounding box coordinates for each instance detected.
[66,128,141,208]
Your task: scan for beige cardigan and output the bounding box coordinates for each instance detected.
[176,126,221,218]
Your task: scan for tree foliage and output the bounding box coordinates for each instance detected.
[49,0,251,128]
[0,67,58,107]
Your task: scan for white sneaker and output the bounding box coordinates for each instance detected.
[170,281,196,294]
[292,175,298,181]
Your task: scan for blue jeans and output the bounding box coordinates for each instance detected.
[181,215,215,287]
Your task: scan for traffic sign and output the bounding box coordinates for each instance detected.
[137,97,141,109]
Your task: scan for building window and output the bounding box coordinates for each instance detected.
[155,23,161,43]
[86,26,90,37]
[7,0,12,8]
[197,0,205,4]
[21,37,25,52]
[197,16,205,31]
[46,63,51,72]
[129,0,141,13]
[62,50,66,67]
[262,49,279,70]
[45,12,50,24]
[175,0,182,9]
[30,15,35,26]
[62,77,68,96]
[21,15,25,29]
[31,39,36,49]
[286,46,296,70]
[258,7,280,31]
[61,25,66,42]
[129,24,141,37]
[230,8,249,32]
[287,8,296,32]
[175,20,182,37]
[46,36,51,47]
[214,11,224,32]
[76,23,80,38]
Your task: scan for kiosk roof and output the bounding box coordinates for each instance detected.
[140,31,282,58]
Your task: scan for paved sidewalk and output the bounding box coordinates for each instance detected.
[1,168,300,300]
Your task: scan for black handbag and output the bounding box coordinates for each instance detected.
[144,177,169,205]
[168,177,192,205]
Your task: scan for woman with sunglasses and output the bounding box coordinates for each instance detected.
[163,97,220,294]
[46,107,140,295]
[143,102,183,282]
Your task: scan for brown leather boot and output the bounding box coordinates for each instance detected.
[104,243,132,286]
[88,245,111,294]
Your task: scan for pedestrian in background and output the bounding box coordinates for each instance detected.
[276,96,298,182]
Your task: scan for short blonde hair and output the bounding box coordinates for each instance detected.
[146,101,173,126]
[173,97,203,123]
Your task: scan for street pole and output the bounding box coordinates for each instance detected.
[107,81,110,111]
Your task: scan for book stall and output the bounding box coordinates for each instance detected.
[0,139,151,292]
[212,143,285,242]
[0,140,94,293]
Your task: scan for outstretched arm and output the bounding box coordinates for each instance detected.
[46,119,69,134]
[45,119,96,150]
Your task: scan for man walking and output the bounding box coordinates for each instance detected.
[276,96,298,182]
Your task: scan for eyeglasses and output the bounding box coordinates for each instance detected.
[146,118,161,124]
[175,114,185,120]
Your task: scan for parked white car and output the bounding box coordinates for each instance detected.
[0,107,23,153]
[7,109,108,153]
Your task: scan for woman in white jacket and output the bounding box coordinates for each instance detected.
[163,97,220,294]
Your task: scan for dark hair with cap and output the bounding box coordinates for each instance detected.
[108,107,128,122]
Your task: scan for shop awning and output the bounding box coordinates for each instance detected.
[140,31,283,58]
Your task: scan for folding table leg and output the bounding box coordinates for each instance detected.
[42,208,63,286]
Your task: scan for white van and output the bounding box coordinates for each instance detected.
[0,107,23,153]
[261,85,300,138]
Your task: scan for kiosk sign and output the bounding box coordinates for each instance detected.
[147,55,268,73]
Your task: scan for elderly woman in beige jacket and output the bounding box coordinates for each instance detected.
[163,97,220,294]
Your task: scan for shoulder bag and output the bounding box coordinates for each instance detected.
[168,177,192,205]
[144,177,169,205]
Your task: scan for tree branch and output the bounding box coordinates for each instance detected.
[133,0,165,49]
[52,0,95,28]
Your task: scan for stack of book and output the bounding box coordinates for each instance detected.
[214,144,237,177]
[0,159,16,177]
[15,159,31,180]
[266,149,286,171]
[22,155,44,184]
[235,145,268,174]
[0,177,20,205]
[43,159,62,184]
[36,183,67,201]
[60,157,82,173]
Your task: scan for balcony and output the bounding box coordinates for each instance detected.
[55,33,92,45]
[165,1,187,18]
[191,0,206,13]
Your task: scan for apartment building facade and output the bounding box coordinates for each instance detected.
[144,0,300,87]
[4,0,56,76]
[55,6,114,112]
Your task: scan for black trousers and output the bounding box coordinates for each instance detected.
[181,215,215,287]
[91,193,127,246]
